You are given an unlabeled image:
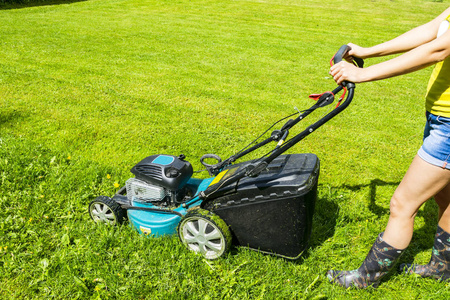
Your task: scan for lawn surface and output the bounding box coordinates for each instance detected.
[1,0,450,298]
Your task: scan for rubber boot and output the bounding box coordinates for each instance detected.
[327,233,404,288]
[399,225,450,281]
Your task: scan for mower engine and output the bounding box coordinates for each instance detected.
[126,154,194,207]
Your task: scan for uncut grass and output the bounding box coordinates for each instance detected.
[0,0,431,176]
[2,0,450,298]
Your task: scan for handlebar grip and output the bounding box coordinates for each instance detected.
[333,45,351,64]
[333,45,364,68]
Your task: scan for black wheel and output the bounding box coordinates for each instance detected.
[177,208,232,260]
[89,196,126,225]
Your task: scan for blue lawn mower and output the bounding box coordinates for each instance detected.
[88,46,363,260]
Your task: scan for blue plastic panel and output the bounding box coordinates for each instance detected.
[127,176,214,236]
[152,155,175,166]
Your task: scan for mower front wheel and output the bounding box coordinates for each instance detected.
[178,209,232,260]
[89,196,126,225]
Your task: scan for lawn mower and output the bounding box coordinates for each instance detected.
[88,45,363,260]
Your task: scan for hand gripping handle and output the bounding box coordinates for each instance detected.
[333,45,364,68]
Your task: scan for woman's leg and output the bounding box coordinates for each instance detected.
[382,155,450,249]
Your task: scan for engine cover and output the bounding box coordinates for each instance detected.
[130,154,193,191]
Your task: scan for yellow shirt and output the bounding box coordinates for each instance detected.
[425,14,450,117]
[425,15,450,118]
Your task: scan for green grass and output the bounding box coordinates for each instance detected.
[1,0,450,298]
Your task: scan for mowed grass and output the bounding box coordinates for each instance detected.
[1,0,450,298]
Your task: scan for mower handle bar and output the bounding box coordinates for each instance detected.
[199,84,355,201]
[197,46,362,201]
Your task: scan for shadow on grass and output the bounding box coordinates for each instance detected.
[342,179,439,248]
[343,178,439,240]
[0,110,27,129]
[306,180,400,256]
[342,179,400,217]
[0,0,86,10]
[316,179,440,266]
[308,179,400,254]
[309,195,339,249]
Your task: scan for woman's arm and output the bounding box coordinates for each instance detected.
[330,28,450,85]
[349,7,450,59]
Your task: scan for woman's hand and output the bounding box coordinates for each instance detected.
[330,61,365,85]
[330,43,367,85]
[347,43,368,59]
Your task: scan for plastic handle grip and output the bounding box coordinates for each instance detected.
[333,45,364,68]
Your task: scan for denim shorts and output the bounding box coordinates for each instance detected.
[418,112,450,169]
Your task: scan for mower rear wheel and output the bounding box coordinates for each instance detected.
[178,208,232,260]
[89,196,126,225]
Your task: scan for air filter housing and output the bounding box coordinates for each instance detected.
[126,178,169,202]
[130,154,193,191]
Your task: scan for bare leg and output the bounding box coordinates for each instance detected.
[383,155,450,249]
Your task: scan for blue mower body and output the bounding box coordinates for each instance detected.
[126,176,212,236]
